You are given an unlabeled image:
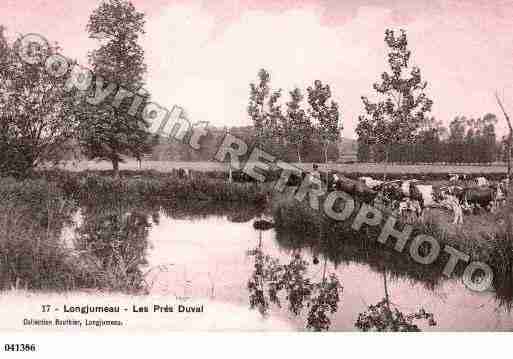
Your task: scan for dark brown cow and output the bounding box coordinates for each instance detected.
[461,186,496,212]
[329,173,377,204]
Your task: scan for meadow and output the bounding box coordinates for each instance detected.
[54,160,508,177]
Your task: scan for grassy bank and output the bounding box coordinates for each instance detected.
[0,171,271,293]
[271,193,513,300]
[0,178,98,291]
[39,170,270,204]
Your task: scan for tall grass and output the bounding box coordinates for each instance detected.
[271,194,513,297]
[38,170,270,205]
[0,170,271,293]
[0,178,98,290]
[0,178,152,292]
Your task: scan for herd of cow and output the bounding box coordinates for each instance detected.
[171,165,508,225]
[322,172,509,225]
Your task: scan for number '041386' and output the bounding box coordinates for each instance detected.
[4,344,37,352]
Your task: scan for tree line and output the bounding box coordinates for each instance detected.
[149,125,341,164]
[357,114,502,164]
[354,29,507,174]
[247,70,342,163]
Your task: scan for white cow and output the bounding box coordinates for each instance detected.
[398,198,422,222]
[449,174,460,182]
[400,179,419,197]
[475,176,489,187]
[415,184,437,207]
[440,193,464,225]
[359,176,383,189]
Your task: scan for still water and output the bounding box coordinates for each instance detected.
[64,202,513,331]
[140,206,513,331]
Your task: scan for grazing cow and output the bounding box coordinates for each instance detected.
[176,168,192,179]
[462,186,496,213]
[439,193,464,225]
[330,172,378,204]
[449,174,460,182]
[488,181,509,210]
[398,198,422,222]
[475,176,489,187]
[358,176,384,189]
[373,180,405,208]
[446,185,465,198]
[449,174,469,182]
[376,180,441,219]
[494,182,507,208]
[414,184,438,207]
[500,178,510,198]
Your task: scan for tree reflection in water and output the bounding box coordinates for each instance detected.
[247,228,343,331]
[257,213,441,331]
[74,203,157,293]
[355,296,437,331]
[354,270,437,332]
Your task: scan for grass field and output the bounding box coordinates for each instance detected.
[53,160,508,175]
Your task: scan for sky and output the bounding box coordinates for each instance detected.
[2,0,513,138]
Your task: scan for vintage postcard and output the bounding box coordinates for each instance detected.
[1,0,513,349]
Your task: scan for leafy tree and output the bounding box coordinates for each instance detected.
[247,69,283,152]
[0,27,79,177]
[413,117,445,163]
[479,113,498,163]
[77,0,149,177]
[464,124,476,163]
[356,29,433,177]
[448,116,467,163]
[284,88,312,163]
[307,80,342,163]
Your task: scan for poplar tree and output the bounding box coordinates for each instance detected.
[356,29,433,178]
[307,80,341,163]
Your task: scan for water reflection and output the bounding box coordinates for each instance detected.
[159,201,265,222]
[246,232,343,331]
[60,199,513,330]
[73,203,156,292]
[275,227,444,292]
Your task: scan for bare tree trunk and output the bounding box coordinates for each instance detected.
[495,92,512,180]
[112,158,120,178]
[322,256,328,282]
[324,145,328,164]
[508,137,511,182]
[297,148,302,163]
[383,146,389,181]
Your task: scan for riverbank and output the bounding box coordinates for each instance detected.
[2,170,512,301]
[0,172,270,292]
[270,191,513,298]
